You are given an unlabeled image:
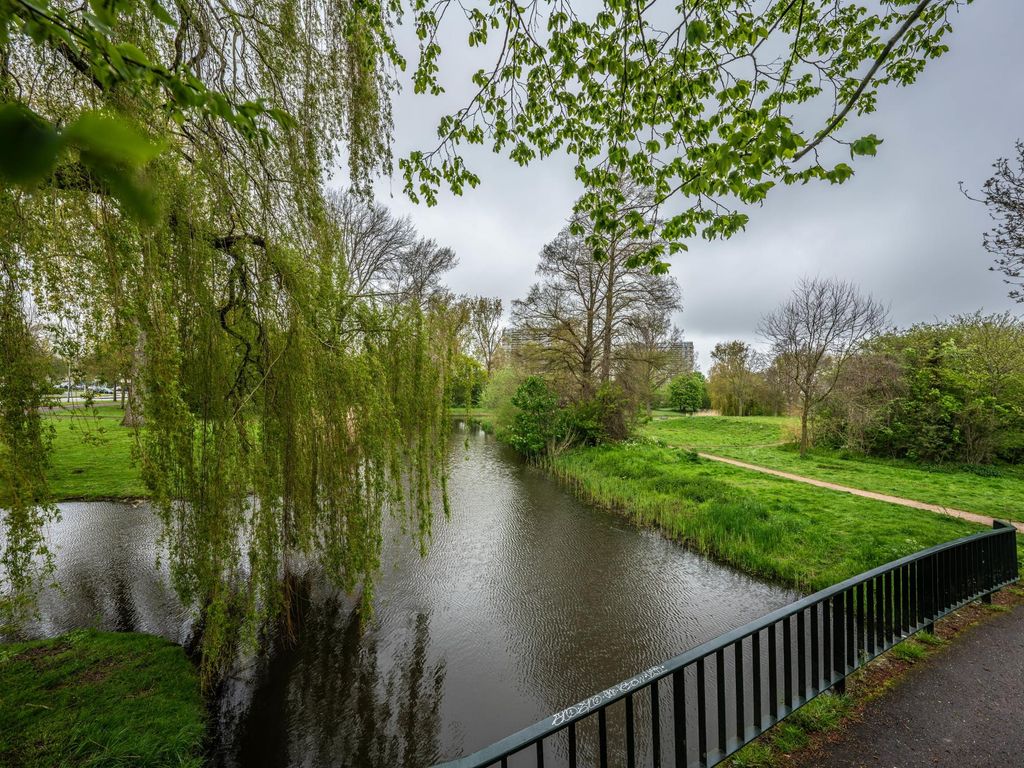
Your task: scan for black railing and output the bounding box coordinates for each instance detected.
[435,521,1019,768]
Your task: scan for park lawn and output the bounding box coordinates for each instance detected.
[0,630,205,768]
[44,404,146,500]
[42,404,495,501]
[552,441,986,592]
[645,414,798,449]
[643,415,1024,523]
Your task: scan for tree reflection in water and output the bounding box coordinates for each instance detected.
[216,576,445,768]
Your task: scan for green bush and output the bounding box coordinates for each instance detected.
[815,313,1024,465]
[668,371,708,414]
[563,384,632,445]
[500,379,635,458]
[502,376,563,457]
[448,354,487,408]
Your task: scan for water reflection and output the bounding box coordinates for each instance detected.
[17,423,798,767]
[219,580,445,768]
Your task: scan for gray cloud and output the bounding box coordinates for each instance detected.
[347,1,1024,370]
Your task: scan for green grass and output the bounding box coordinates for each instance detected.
[890,640,928,663]
[0,630,205,768]
[551,441,983,591]
[728,692,854,766]
[43,404,145,500]
[645,414,798,449]
[642,415,1024,523]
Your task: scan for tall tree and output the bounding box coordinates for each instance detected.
[977,141,1024,302]
[327,190,417,299]
[511,222,680,397]
[759,277,888,455]
[708,341,762,417]
[468,297,503,376]
[512,229,605,395]
[327,190,457,305]
[616,308,685,412]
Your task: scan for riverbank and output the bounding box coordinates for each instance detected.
[551,441,987,592]
[42,406,500,500]
[0,630,205,767]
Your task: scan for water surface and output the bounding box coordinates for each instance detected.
[26,423,797,766]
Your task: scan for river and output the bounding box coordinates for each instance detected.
[22,421,797,766]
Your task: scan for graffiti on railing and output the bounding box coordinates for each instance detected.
[550,664,666,726]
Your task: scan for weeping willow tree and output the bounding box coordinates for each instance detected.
[0,0,461,681]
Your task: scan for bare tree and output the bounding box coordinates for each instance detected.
[512,229,605,395]
[976,141,1024,302]
[468,297,503,376]
[327,189,456,305]
[583,181,675,383]
[616,308,685,412]
[327,189,415,297]
[759,277,888,455]
[390,238,458,305]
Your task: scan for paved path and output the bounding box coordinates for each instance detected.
[697,452,1024,534]
[807,605,1024,767]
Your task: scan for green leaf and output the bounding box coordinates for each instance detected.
[0,104,62,184]
[850,134,882,157]
[64,113,162,166]
[686,20,709,46]
[149,0,175,25]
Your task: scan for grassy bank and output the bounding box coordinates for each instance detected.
[551,441,983,591]
[643,415,1024,523]
[43,404,497,501]
[0,630,205,767]
[44,404,145,500]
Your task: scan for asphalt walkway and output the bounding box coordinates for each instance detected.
[806,605,1024,767]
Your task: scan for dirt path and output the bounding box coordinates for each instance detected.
[697,452,1024,534]
[804,605,1024,768]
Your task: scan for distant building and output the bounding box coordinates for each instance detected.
[666,341,695,374]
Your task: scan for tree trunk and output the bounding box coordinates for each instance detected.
[121,381,143,427]
[120,336,145,427]
[800,398,810,456]
[600,256,616,384]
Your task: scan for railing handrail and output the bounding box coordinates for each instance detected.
[435,520,1019,768]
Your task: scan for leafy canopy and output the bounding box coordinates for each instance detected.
[402,0,965,266]
[0,0,971,676]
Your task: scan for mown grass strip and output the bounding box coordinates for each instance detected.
[43,405,145,500]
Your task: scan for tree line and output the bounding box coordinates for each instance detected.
[698,277,1024,466]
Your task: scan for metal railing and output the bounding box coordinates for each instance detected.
[435,521,1019,768]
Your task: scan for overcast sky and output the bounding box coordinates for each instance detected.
[339,0,1024,371]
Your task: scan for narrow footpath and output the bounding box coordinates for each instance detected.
[697,452,1024,534]
[804,605,1024,768]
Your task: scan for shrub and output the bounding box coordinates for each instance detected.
[501,376,562,457]
[667,371,707,414]
[563,384,632,445]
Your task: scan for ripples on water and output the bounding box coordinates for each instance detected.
[21,423,797,767]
